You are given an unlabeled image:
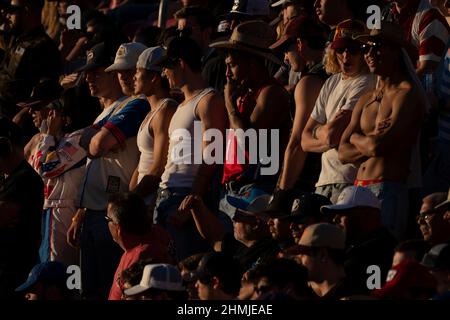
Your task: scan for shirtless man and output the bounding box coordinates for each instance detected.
[339,24,426,240]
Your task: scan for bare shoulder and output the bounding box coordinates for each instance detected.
[391,81,420,107]
[197,91,225,114]
[258,83,289,106]
[296,74,326,91]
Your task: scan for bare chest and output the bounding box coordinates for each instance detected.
[360,93,394,135]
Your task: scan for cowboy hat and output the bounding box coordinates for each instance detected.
[210,20,283,65]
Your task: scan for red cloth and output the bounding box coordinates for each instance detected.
[222,83,271,184]
[108,225,172,300]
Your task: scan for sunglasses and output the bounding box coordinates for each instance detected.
[105,215,116,224]
[415,208,444,223]
[334,47,360,55]
[361,42,383,55]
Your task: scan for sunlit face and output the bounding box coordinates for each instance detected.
[29,107,50,129]
[225,53,250,85]
[106,204,119,244]
[284,42,305,73]
[195,279,213,300]
[268,217,292,242]
[335,47,364,78]
[85,67,116,98]
[117,69,136,96]
[314,0,344,26]
[362,42,397,76]
[134,68,155,96]
[416,206,448,243]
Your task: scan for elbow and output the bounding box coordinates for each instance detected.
[338,147,350,164]
[366,140,380,158]
[89,140,105,158]
[301,133,312,152]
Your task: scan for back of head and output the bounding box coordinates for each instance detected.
[252,257,310,299]
[174,5,216,30]
[196,252,243,296]
[107,192,151,235]
[163,36,203,73]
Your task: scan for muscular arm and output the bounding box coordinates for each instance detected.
[416,60,439,78]
[338,94,371,164]
[191,93,227,196]
[279,76,324,190]
[132,104,177,197]
[302,110,352,153]
[351,89,424,157]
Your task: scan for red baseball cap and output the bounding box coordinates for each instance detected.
[371,259,437,299]
[330,19,366,50]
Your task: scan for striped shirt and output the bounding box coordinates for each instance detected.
[396,0,450,64]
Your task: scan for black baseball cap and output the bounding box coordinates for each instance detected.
[263,189,300,218]
[280,193,331,224]
[77,42,116,72]
[422,243,450,271]
[16,78,63,109]
[154,36,202,70]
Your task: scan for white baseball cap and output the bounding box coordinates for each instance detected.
[136,46,165,73]
[321,186,381,213]
[105,42,148,72]
[271,0,293,7]
[124,264,185,296]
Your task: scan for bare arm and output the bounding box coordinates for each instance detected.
[88,127,120,158]
[416,60,439,78]
[338,93,371,164]
[225,80,289,130]
[350,89,424,157]
[302,110,352,153]
[191,93,227,196]
[279,76,324,190]
[179,195,225,252]
[132,104,177,197]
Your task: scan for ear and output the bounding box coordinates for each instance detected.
[318,248,328,263]
[443,211,450,222]
[211,276,221,290]
[296,38,302,51]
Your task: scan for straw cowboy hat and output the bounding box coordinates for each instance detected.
[353,21,408,47]
[210,20,283,65]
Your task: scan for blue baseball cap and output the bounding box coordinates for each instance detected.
[225,187,271,220]
[15,262,67,292]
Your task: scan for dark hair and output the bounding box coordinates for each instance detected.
[178,253,205,272]
[107,192,152,235]
[251,258,311,298]
[395,239,431,262]
[174,6,216,30]
[165,36,203,73]
[197,252,242,296]
[134,25,162,48]
[120,258,155,289]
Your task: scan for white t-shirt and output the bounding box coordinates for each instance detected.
[311,73,377,187]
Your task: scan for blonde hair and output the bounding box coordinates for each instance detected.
[323,46,369,75]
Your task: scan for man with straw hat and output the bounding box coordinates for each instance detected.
[209,20,291,221]
[339,22,427,241]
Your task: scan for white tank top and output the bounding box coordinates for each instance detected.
[137,98,177,183]
[160,88,215,189]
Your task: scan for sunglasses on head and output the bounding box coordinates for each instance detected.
[361,42,383,55]
[334,46,360,55]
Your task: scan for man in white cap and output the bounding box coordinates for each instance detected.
[105,42,148,96]
[129,47,178,205]
[321,186,397,293]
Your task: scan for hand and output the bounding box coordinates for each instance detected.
[12,107,31,126]
[60,73,79,89]
[178,194,205,212]
[47,109,64,137]
[167,194,203,228]
[67,208,86,248]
